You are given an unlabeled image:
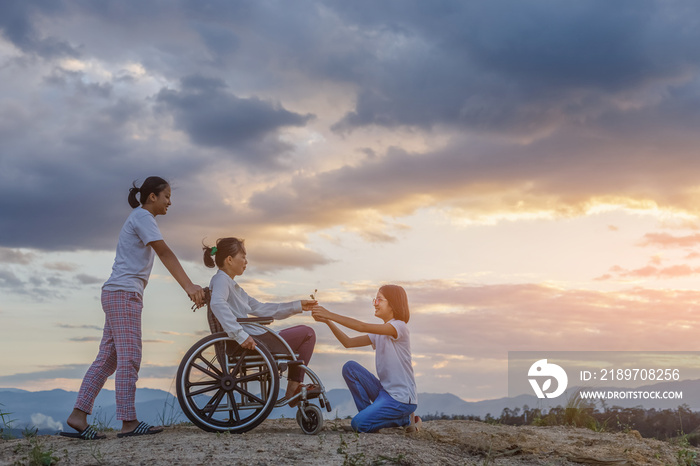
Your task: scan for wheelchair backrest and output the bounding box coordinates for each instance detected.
[200,287,274,336]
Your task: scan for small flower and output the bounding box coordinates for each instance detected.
[310,289,318,300]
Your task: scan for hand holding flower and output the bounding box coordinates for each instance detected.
[301,299,318,311]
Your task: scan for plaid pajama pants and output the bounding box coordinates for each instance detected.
[74,290,143,421]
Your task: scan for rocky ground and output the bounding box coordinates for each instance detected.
[2,419,698,465]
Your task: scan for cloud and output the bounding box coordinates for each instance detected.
[44,262,78,272]
[30,413,63,431]
[0,362,178,387]
[2,0,700,272]
[155,75,314,167]
[0,248,35,265]
[598,264,700,280]
[0,364,88,384]
[0,269,24,288]
[409,281,700,356]
[68,337,100,342]
[640,233,700,248]
[57,323,103,331]
[328,0,700,135]
[75,273,103,285]
[0,1,78,58]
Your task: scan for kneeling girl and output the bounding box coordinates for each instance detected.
[312,285,419,432]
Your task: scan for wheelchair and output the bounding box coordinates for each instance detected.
[176,289,331,435]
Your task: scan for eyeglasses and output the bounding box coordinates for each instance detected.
[372,297,386,305]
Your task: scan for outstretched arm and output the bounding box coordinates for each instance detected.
[150,240,204,306]
[321,320,372,348]
[312,306,397,338]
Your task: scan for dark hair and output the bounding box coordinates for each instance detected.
[128,176,170,208]
[203,237,246,268]
[379,284,410,323]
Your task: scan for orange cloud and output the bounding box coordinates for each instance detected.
[640,233,700,248]
[598,264,700,280]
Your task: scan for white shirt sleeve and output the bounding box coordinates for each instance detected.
[244,288,303,319]
[209,272,250,344]
[132,209,163,246]
[389,320,405,340]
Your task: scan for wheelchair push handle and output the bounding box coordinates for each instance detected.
[191,287,212,311]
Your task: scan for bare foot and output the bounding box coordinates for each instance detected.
[66,408,89,433]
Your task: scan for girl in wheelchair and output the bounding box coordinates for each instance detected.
[203,237,318,405]
[312,285,420,433]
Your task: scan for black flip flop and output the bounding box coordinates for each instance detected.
[116,421,163,438]
[59,425,106,440]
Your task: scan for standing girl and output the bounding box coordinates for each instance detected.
[64,176,205,439]
[312,285,420,433]
[203,237,318,405]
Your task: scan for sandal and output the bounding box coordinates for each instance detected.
[288,384,321,408]
[405,415,422,433]
[116,421,163,438]
[59,425,106,440]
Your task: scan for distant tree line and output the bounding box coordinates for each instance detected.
[422,402,700,446]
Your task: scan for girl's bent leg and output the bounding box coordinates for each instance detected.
[74,291,119,415]
[351,390,416,433]
[342,361,382,413]
[106,291,143,421]
[278,325,316,382]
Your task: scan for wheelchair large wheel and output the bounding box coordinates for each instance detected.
[176,332,279,433]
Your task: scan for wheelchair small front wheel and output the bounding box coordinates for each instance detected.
[296,403,323,435]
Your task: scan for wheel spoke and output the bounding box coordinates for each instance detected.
[188,383,219,397]
[202,390,226,421]
[196,353,224,376]
[227,349,249,377]
[191,362,222,381]
[227,391,240,422]
[233,385,264,404]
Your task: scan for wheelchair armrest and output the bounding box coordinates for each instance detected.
[237,317,274,325]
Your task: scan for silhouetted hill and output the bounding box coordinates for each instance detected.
[2,378,698,433]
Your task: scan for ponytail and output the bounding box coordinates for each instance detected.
[128,186,141,208]
[128,176,170,208]
[203,237,245,268]
[203,245,216,268]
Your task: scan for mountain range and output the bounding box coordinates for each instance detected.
[2,378,698,436]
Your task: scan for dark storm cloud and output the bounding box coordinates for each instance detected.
[2,0,700,258]
[0,0,78,58]
[155,75,314,166]
[0,65,212,252]
[326,0,700,133]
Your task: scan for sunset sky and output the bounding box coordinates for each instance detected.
[2,1,700,404]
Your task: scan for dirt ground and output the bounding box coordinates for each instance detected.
[2,419,698,465]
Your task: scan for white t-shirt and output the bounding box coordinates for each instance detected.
[368,319,417,405]
[102,208,163,296]
[209,269,302,344]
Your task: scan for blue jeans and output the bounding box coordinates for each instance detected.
[342,360,416,433]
